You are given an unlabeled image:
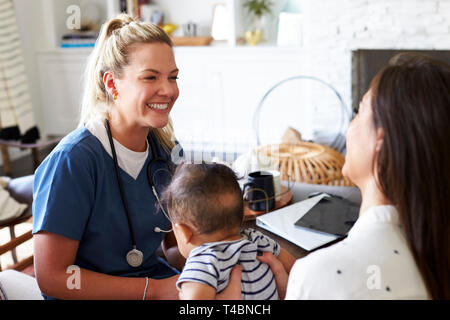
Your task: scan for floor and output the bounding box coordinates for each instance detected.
[0,146,54,274]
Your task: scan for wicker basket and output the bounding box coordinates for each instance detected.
[255,142,354,186]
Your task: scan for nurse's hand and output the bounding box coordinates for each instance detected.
[216,265,242,300]
[162,232,186,271]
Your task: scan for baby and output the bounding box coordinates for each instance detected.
[160,163,295,300]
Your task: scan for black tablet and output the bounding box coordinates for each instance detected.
[294,194,360,236]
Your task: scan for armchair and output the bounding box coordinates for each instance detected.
[0,175,42,300]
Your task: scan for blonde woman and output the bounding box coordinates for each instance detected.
[31,14,241,300]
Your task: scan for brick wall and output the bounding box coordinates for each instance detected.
[301,0,450,116]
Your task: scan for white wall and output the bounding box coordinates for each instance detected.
[13,0,47,127]
[1,0,47,166]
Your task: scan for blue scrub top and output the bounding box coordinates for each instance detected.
[32,125,180,279]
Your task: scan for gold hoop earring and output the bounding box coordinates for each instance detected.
[113,92,118,100]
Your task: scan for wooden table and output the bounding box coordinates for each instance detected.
[243,181,362,259]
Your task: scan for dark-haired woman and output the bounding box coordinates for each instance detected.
[262,54,449,299]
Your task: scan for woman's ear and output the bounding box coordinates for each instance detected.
[174,223,194,244]
[103,71,116,96]
[375,127,385,153]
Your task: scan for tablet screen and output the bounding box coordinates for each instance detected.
[294,195,360,236]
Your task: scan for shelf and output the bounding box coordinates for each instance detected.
[42,0,293,51]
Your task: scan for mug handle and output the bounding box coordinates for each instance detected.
[242,182,270,213]
[242,182,254,200]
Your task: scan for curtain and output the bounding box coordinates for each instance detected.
[0,0,39,143]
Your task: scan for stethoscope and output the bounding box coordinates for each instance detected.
[105,119,173,267]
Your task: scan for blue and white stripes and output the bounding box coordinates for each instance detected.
[177,228,280,300]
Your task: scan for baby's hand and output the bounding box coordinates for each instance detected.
[257,252,289,299]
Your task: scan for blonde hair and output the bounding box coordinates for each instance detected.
[80,14,176,151]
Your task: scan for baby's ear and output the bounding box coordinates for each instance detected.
[175,223,194,244]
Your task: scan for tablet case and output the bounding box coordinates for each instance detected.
[256,193,340,251]
[294,195,360,236]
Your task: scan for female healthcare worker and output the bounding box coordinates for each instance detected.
[31,14,241,300]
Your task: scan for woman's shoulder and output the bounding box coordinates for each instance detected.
[37,126,105,174]
[50,125,111,161]
[55,125,103,154]
[290,240,353,277]
[286,241,369,299]
[286,228,428,299]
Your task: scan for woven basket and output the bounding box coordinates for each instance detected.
[255,142,354,186]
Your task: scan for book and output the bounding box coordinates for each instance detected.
[61,43,95,48]
[60,31,98,48]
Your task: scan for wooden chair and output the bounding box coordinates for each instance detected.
[0,213,33,272]
[0,136,62,176]
[0,175,34,274]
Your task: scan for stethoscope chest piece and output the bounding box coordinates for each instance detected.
[126,248,144,267]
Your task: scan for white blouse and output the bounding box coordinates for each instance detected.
[285,205,429,300]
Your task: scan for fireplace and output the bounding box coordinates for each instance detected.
[351,49,450,114]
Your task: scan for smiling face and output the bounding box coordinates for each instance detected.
[112,42,179,129]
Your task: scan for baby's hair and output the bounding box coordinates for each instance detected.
[161,163,244,234]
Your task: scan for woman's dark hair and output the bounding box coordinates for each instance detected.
[160,163,244,235]
[370,53,450,299]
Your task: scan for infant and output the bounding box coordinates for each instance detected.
[160,163,295,300]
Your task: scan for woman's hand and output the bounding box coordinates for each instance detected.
[34,231,180,299]
[148,275,180,300]
[258,252,289,299]
[162,232,186,271]
[216,265,242,300]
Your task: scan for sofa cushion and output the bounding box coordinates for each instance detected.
[0,269,43,300]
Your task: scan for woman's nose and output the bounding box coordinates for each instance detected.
[157,80,177,97]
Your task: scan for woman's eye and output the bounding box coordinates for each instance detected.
[170,76,179,80]
[145,76,157,80]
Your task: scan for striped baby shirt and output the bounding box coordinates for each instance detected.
[176,228,281,300]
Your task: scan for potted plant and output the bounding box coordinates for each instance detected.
[243,0,273,45]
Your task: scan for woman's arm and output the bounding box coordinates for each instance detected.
[34,231,179,300]
[257,252,290,299]
[277,248,296,273]
[178,282,216,300]
[178,265,242,300]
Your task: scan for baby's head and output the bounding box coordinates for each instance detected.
[161,163,243,257]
